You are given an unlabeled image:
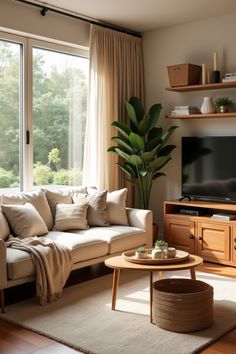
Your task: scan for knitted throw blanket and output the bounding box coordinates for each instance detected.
[6,235,72,305]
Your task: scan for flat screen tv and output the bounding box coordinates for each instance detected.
[182,136,236,202]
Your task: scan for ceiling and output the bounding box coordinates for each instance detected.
[32,0,236,32]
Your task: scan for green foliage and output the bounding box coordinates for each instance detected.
[68,167,83,185]
[154,240,168,249]
[108,97,178,209]
[137,246,146,253]
[0,167,18,188]
[33,162,54,186]
[215,97,233,111]
[53,169,69,185]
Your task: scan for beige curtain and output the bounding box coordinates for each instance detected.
[83,25,144,206]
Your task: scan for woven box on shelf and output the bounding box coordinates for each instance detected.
[153,278,214,333]
[167,63,202,86]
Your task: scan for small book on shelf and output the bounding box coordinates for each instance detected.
[211,212,236,220]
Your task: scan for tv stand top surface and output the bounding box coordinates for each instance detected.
[165,199,236,212]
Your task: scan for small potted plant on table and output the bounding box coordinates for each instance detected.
[135,246,148,259]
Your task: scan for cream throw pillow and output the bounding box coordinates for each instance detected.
[0,210,10,240]
[45,190,73,219]
[54,203,89,231]
[2,190,53,230]
[72,190,109,227]
[1,203,48,238]
[107,188,129,225]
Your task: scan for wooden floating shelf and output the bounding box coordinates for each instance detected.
[166,112,236,119]
[166,81,236,92]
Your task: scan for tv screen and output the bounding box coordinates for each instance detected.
[182,136,236,202]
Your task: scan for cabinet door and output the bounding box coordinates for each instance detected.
[197,222,230,261]
[231,227,236,264]
[165,217,195,254]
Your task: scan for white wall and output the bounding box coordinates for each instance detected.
[0,0,90,47]
[143,12,236,235]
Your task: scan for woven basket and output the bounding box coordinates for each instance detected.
[153,278,214,333]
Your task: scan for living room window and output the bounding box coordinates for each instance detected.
[0,32,89,194]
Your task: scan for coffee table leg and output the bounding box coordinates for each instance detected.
[190,267,196,280]
[150,271,153,323]
[112,268,120,310]
[158,271,163,280]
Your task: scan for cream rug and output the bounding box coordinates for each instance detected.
[1,270,236,354]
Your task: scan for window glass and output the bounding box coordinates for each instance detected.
[32,47,88,188]
[0,40,22,193]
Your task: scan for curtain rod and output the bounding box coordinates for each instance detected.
[15,0,142,38]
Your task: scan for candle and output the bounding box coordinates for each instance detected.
[213,52,218,71]
[202,64,206,84]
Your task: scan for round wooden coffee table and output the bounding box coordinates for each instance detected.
[105,254,203,323]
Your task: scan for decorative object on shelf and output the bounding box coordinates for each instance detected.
[171,105,200,115]
[222,72,236,83]
[215,97,233,113]
[167,63,202,87]
[207,67,211,84]
[135,246,148,259]
[200,96,215,114]
[212,52,220,83]
[108,96,178,209]
[201,63,206,84]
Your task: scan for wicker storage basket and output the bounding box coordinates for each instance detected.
[167,63,201,86]
[153,278,214,333]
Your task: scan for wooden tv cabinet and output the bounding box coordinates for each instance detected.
[164,200,236,267]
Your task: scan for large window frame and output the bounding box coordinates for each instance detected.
[0,30,89,192]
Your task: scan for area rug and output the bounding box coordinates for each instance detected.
[1,270,236,354]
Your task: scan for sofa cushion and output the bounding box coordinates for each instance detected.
[72,190,109,227]
[107,188,128,225]
[0,210,10,240]
[6,231,109,280]
[46,190,73,219]
[2,203,48,238]
[70,225,146,254]
[7,248,35,280]
[46,231,108,263]
[54,203,89,231]
[2,190,53,230]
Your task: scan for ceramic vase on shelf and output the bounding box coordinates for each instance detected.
[200,97,215,114]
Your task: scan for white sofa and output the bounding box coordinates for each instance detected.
[0,187,153,312]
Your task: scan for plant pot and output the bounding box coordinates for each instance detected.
[219,105,229,113]
[151,249,163,259]
[135,252,148,259]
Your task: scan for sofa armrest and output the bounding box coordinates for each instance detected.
[0,239,7,289]
[126,208,153,248]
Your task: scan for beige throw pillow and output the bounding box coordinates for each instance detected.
[0,210,10,240]
[72,190,109,227]
[107,188,129,225]
[2,190,53,230]
[54,203,89,231]
[45,190,73,219]
[1,203,48,238]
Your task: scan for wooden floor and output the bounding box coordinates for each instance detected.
[0,262,235,354]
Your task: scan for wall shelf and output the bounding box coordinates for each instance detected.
[166,112,236,119]
[166,81,236,92]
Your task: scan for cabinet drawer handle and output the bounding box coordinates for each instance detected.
[198,236,202,241]
[234,246,236,250]
[189,234,194,239]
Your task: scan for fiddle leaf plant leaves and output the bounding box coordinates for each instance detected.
[125,101,138,127]
[128,132,145,152]
[129,96,145,122]
[108,96,177,209]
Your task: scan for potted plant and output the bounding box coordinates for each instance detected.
[135,246,148,259]
[108,97,178,210]
[215,97,233,113]
[152,240,168,259]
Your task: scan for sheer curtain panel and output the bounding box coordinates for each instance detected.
[83,25,144,205]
